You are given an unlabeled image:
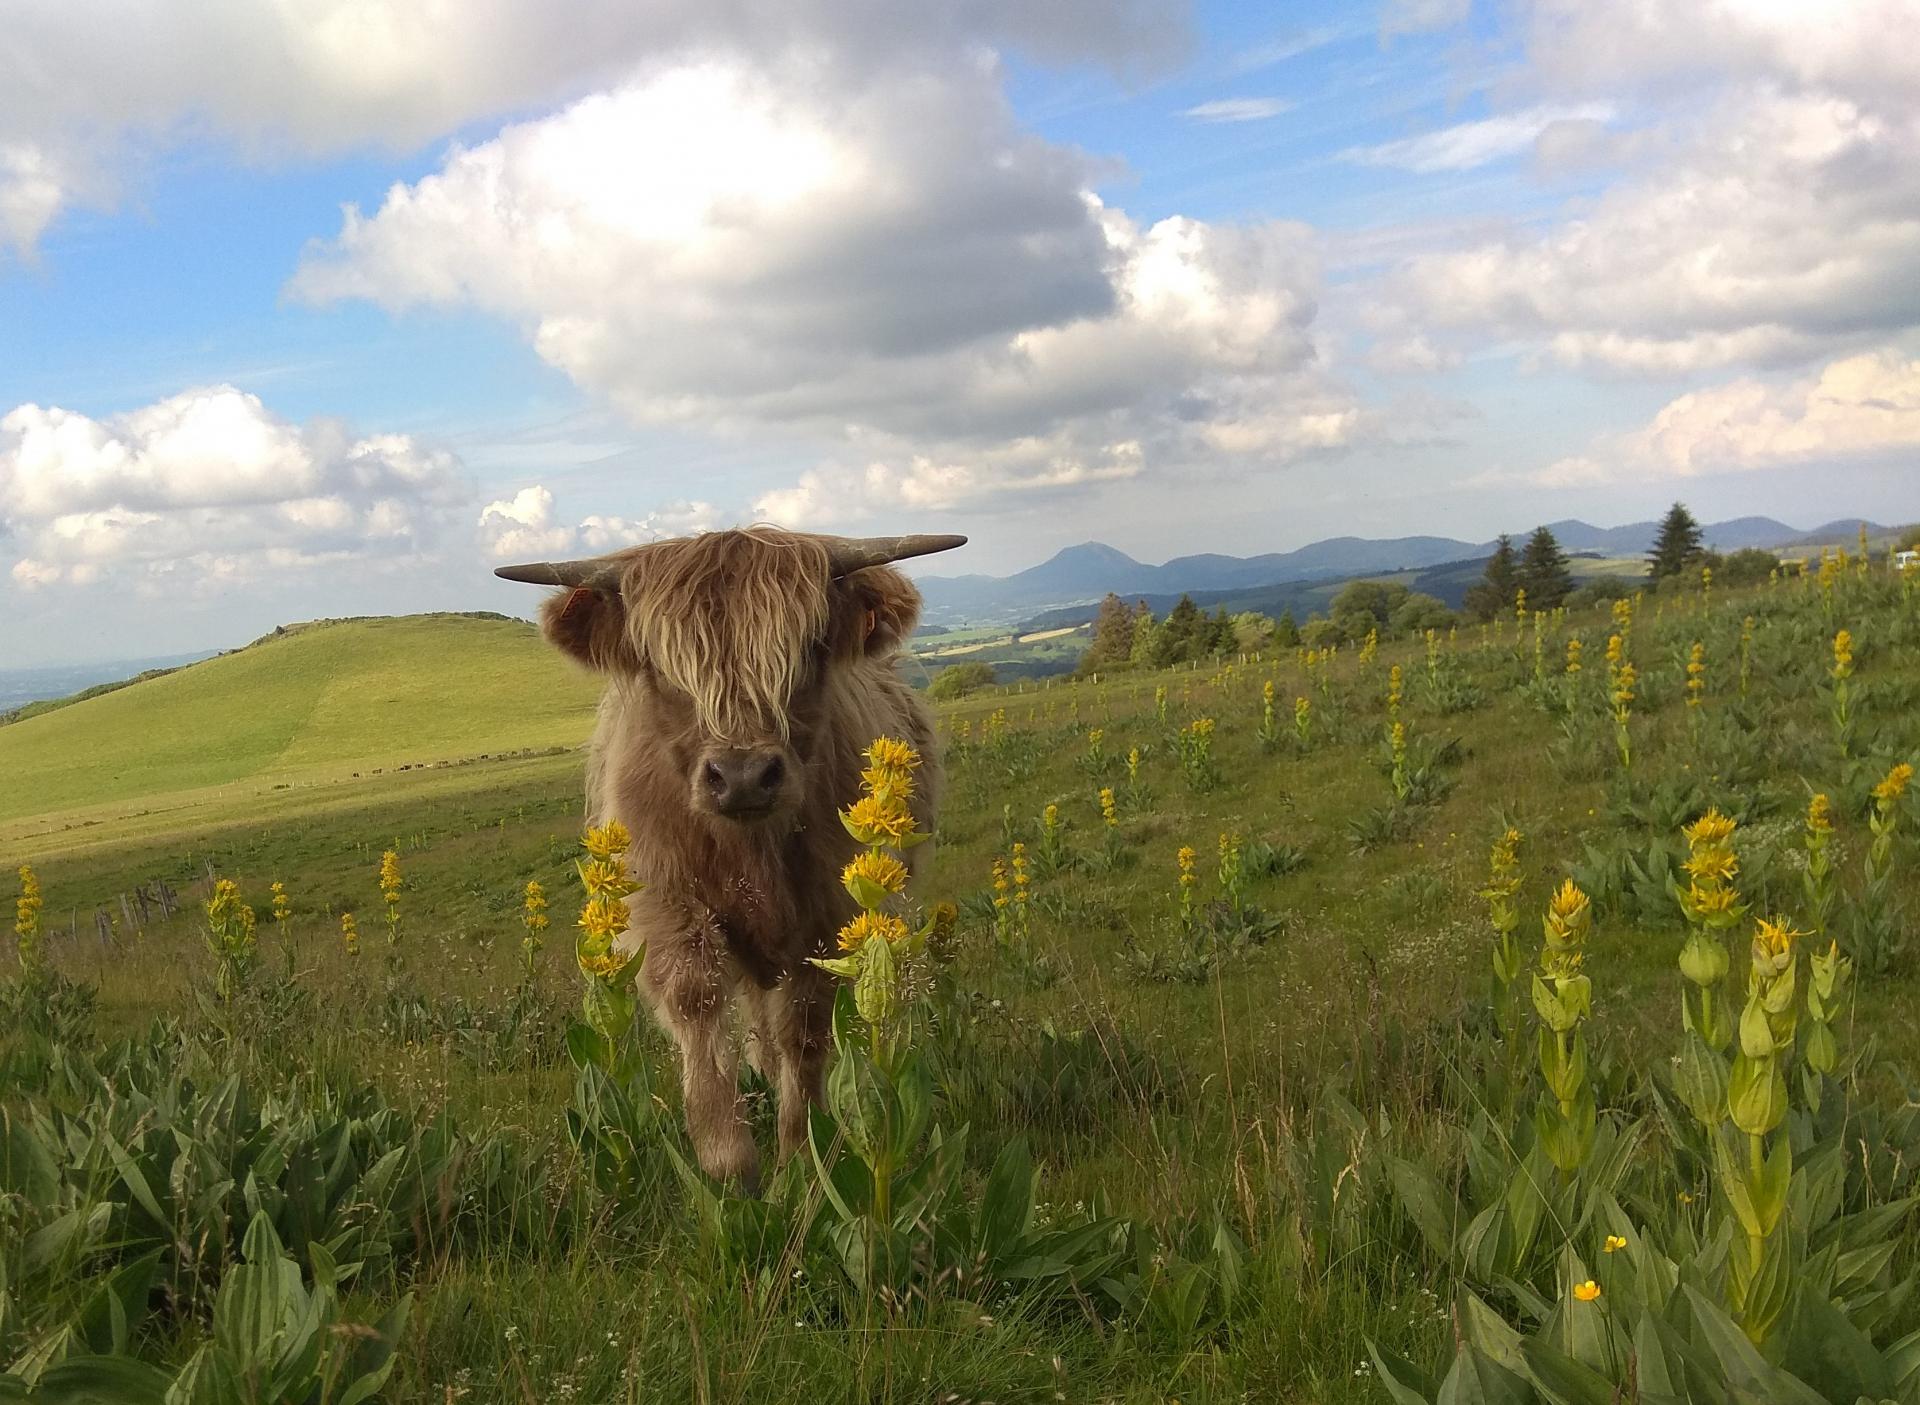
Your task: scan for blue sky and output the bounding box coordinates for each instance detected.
[2,0,1916,664]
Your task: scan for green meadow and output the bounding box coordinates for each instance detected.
[7,562,1920,1403]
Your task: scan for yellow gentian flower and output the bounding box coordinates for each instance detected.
[838,910,909,953]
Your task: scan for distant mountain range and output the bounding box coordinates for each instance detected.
[917,516,1891,624]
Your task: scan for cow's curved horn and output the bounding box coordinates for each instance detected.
[492,560,621,590]
[494,532,967,589]
[821,533,968,576]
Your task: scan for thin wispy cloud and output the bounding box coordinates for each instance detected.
[1344,102,1615,173]
[1229,24,1364,74]
[1380,0,1472,38]
[1179,97,1292,124]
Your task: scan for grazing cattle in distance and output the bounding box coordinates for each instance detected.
[496,526,964,1190]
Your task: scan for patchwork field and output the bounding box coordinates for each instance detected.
[7,561,1920,1403]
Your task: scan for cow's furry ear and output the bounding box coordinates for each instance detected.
[540,587,635,672]
[839,565,921,656]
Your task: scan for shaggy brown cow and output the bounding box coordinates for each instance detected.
[495,526,964,1189]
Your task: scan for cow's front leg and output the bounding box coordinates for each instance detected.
[773,964,835,1163]
[641,918,759,1194]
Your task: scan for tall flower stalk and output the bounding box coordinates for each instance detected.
[1867,763,1910,887]
[1257,679,1280,750]
[204,878,258,1002]
[1803,936,1852,1110]
[378,850,403,946]
[1483,829,1524,999]
[1037,803,1066,874]
[1830,629,1855,755]
[1176,844,1198,937]
[1010,841,1032,949]
[810,737,939,1231]
[1677,810,1743,1056]
[1532,880,1595,1176]
[1176,717,1218,792]
[1606,634,1636,772]
[1724,915,1804,1345]
[1686,640,1707,744]
[1856,762,1913,972]
[521,879,549,980]
[270,880,293,980]
[575,821,644,1058]
[1819,551,1841,621]
[1481,828,1526,1072]
[1099,786,1122,868]
[1386,665,1410,803]
[815,739,929,1022]
[14,864,44,977]
[1611,596,1634,657]
[991,856,1012,948]
[1561,635,1585,713]
[1217,831,1245,914]
[1802,794,1835,942]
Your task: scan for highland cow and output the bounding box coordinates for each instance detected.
[496,526,964,1190]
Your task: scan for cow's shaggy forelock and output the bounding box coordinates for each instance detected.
[619,529,831,743]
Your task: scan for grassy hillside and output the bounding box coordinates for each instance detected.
[0,613,599,825]
[7,566,1920,1401]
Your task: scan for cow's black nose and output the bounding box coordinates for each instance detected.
[700,751,785,815]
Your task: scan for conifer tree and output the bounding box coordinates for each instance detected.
[1127,601,1160,667]
[1209,607,1236,656]
[1648,502,1705,579]
[1161,595,1205,662]
[1518,526,1574,609]
[1077,593,1135,675]
[1273,608,1300,648]
[1463,534,1520,621]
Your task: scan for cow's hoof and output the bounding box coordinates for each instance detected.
[697,1135,761,1199]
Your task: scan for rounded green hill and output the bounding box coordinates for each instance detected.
[0,613,600,825]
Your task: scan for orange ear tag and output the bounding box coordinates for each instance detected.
[559,587,593,622]
[864,608,878,640]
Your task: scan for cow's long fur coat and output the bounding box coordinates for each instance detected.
[540,528,939,1188]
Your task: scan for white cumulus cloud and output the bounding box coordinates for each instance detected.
[477,484,721,558]
[1382,92,1920,373]
[1521,0,1920,108]
[1532,348,1920,486]
[294,60,1352,522]
[1363,2,1920,376]
[0,0,1181,257]
[0,386,468,587]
